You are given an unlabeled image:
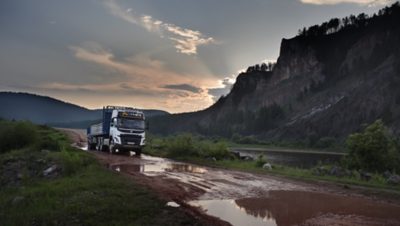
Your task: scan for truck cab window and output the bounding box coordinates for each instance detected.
[117,118,145,130]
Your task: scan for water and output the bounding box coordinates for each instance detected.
[189,190,400,226]
[232,148,344,168]
[100,153,400,226]
[109,154,207,175]
[190,199,277,226]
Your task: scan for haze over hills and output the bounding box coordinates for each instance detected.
[149,2,400,145]
[0,92,169,127]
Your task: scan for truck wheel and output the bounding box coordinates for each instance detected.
[102,145,109,152]
[109,140,115,154]
[135,149,142,156]
[87,142,93,151]
[88,142,96,151]
[97,139,103,152]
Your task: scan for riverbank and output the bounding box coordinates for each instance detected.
[144,135,400,197]
[229,147,344,168]
[182,157,400,198]
[227,142,345,154]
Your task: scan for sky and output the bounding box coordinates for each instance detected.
[0,0,395,113]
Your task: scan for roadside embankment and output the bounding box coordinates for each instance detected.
[0,120,209,226]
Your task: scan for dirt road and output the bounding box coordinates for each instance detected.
[62,128,400,226]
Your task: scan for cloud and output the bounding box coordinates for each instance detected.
[34,82,161,97]
[299,0,393,6]
[69,42,171,82]
[162,84,202,93]
[207,76,236,102]
[68,42,220,112]
[103,0,215,55]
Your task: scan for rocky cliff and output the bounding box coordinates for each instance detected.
[150,3,400,145]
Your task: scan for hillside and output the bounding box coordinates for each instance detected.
[0,92,168,127]
[149,2,400,145]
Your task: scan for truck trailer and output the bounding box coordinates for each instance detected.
[87,106,146,155]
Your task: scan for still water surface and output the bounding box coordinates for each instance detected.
[190,190,400,226]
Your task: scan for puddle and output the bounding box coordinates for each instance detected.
[109,155,207,175]
[190,199,277,226]
[189,190,400,226]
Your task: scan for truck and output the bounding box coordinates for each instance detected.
[87,106,146,155]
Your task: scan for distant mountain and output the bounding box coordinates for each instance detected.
[0,92,169,128]
[149,3,400,145]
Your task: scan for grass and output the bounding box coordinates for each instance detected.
[0,160,199,226]
[0,121,204,226]
[144,134,230,160]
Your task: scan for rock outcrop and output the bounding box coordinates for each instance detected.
[150,4,400,144]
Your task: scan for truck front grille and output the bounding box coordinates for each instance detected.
[120,134,141,145]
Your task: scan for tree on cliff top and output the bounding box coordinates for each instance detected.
[297,2,400,37]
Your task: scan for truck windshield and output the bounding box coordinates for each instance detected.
[117,118,145,130]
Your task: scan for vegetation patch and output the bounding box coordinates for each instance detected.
[144,133,231,161]
[344,120,400,173]
[145,120,400,192]
[0,120,204,226]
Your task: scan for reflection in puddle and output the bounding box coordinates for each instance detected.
[166,164,207,174]
[110,161,207,174]
[189,191,400,226]
[190,199,277,226]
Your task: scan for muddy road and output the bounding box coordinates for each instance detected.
[62,128,400,226]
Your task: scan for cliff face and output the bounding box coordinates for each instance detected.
[274,38,323,83]
[150,5,400,143]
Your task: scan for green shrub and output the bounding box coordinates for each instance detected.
[197,141,229,160]
[57,149,95,176]
[345,120,400,172]
[0,121,38,153]
[165,133,197,157]
[155,133,230,160]
[36,136,62,151]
